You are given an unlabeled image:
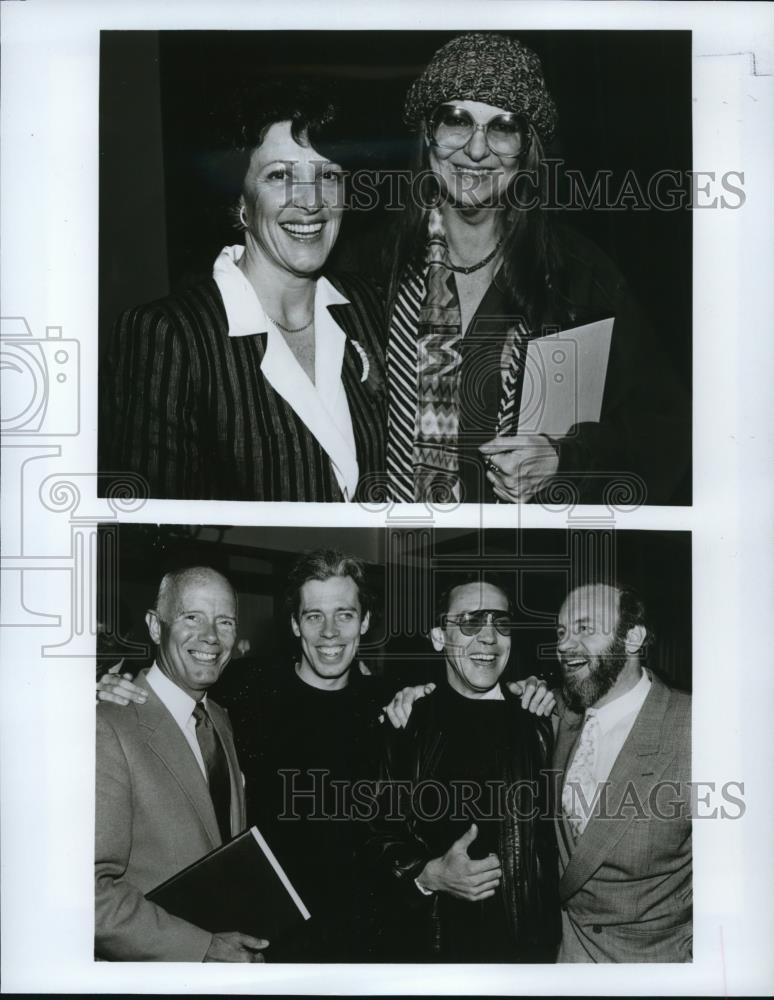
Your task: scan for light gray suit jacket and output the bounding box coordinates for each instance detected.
[554,671,692,962]
[95,673,246,961]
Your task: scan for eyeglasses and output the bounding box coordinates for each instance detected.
[441,609,513,637]
[428,104,529,158]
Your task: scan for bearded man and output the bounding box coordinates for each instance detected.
[384,578,693,963]
[554,582,692,963]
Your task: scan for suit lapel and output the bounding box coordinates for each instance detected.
[259,316,359,497]
[135,678,221,848]
[330,299,384,482]
[557,673,672,902]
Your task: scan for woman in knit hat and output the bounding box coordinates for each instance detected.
[385,32,689,505]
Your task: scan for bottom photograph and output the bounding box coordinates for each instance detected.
[95,525,692,965]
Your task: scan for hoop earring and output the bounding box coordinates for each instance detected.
[239,205,248,229]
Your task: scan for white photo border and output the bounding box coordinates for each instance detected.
[1,0,773,995]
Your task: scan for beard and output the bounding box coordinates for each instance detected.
[561,632,628,714]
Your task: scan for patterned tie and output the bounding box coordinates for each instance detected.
[192,702,232,843]
[412,207,465,502]
[562,710,600,840]
[386,209,531,503]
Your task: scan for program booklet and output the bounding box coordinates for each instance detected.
[146,826,311,943]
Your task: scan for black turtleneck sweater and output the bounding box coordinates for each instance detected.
[238,666,386,961]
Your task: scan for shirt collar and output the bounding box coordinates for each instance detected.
[479,684,506,701]
[212,244,349,338]
[589,667,651,734]
[212,244,357,498]
[146,662,207,728]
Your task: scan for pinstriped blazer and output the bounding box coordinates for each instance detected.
[554,671,692,962]
[99,272,386,501]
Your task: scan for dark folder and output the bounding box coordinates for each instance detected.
[146,826,311,942]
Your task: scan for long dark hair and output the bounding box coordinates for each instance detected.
[386,122,571,333]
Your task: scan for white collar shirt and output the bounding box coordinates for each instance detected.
[146,662,208,780]
[587,668,652,785]
[213,244,359,500]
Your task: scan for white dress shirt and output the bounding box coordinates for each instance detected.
[585,668,652,785]
[145,663,208,780]
[213,244,359,500]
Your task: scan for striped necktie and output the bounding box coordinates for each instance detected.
[193,702,232,843]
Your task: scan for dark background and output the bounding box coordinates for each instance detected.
[99,29,692,387]
[96,525,692,707]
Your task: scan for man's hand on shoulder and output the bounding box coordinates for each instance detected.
[417,824,502,902]
[204,931,269,963]
[382,682,437,729]
[507,676,556,717]
[97,663,147,707]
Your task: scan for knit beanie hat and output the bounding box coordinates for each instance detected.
[404,32,558,144]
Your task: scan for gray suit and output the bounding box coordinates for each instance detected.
[95,673,246,961]
[554,671,692,962]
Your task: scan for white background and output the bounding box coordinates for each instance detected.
[1,0,773,995]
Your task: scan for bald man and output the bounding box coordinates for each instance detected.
[554,582,692,962]
[384,579,692,963]
[95,566,268,962]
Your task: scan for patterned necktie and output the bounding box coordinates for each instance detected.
[412,207,465,502]
[562,709,600,840]
[192,702,232,843]
[386,208,530,503]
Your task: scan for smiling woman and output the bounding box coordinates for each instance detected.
[385,32,690,505]
[100,80,386,502]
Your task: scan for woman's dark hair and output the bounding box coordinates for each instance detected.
[386,121,571,333]
[231,78,340,158]
[285,548,374,621]
[212,77,352,206]
[222,77,370,182]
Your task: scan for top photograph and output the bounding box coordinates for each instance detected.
[97,29,693,506]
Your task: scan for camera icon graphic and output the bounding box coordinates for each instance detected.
[1,316,80,436]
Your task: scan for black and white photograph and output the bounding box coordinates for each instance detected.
[1,1,773,996]
[95,524,692,965]
[97,29,692,506]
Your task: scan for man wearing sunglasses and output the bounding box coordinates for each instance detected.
[380,578,692,963]
[363,575,560,963]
